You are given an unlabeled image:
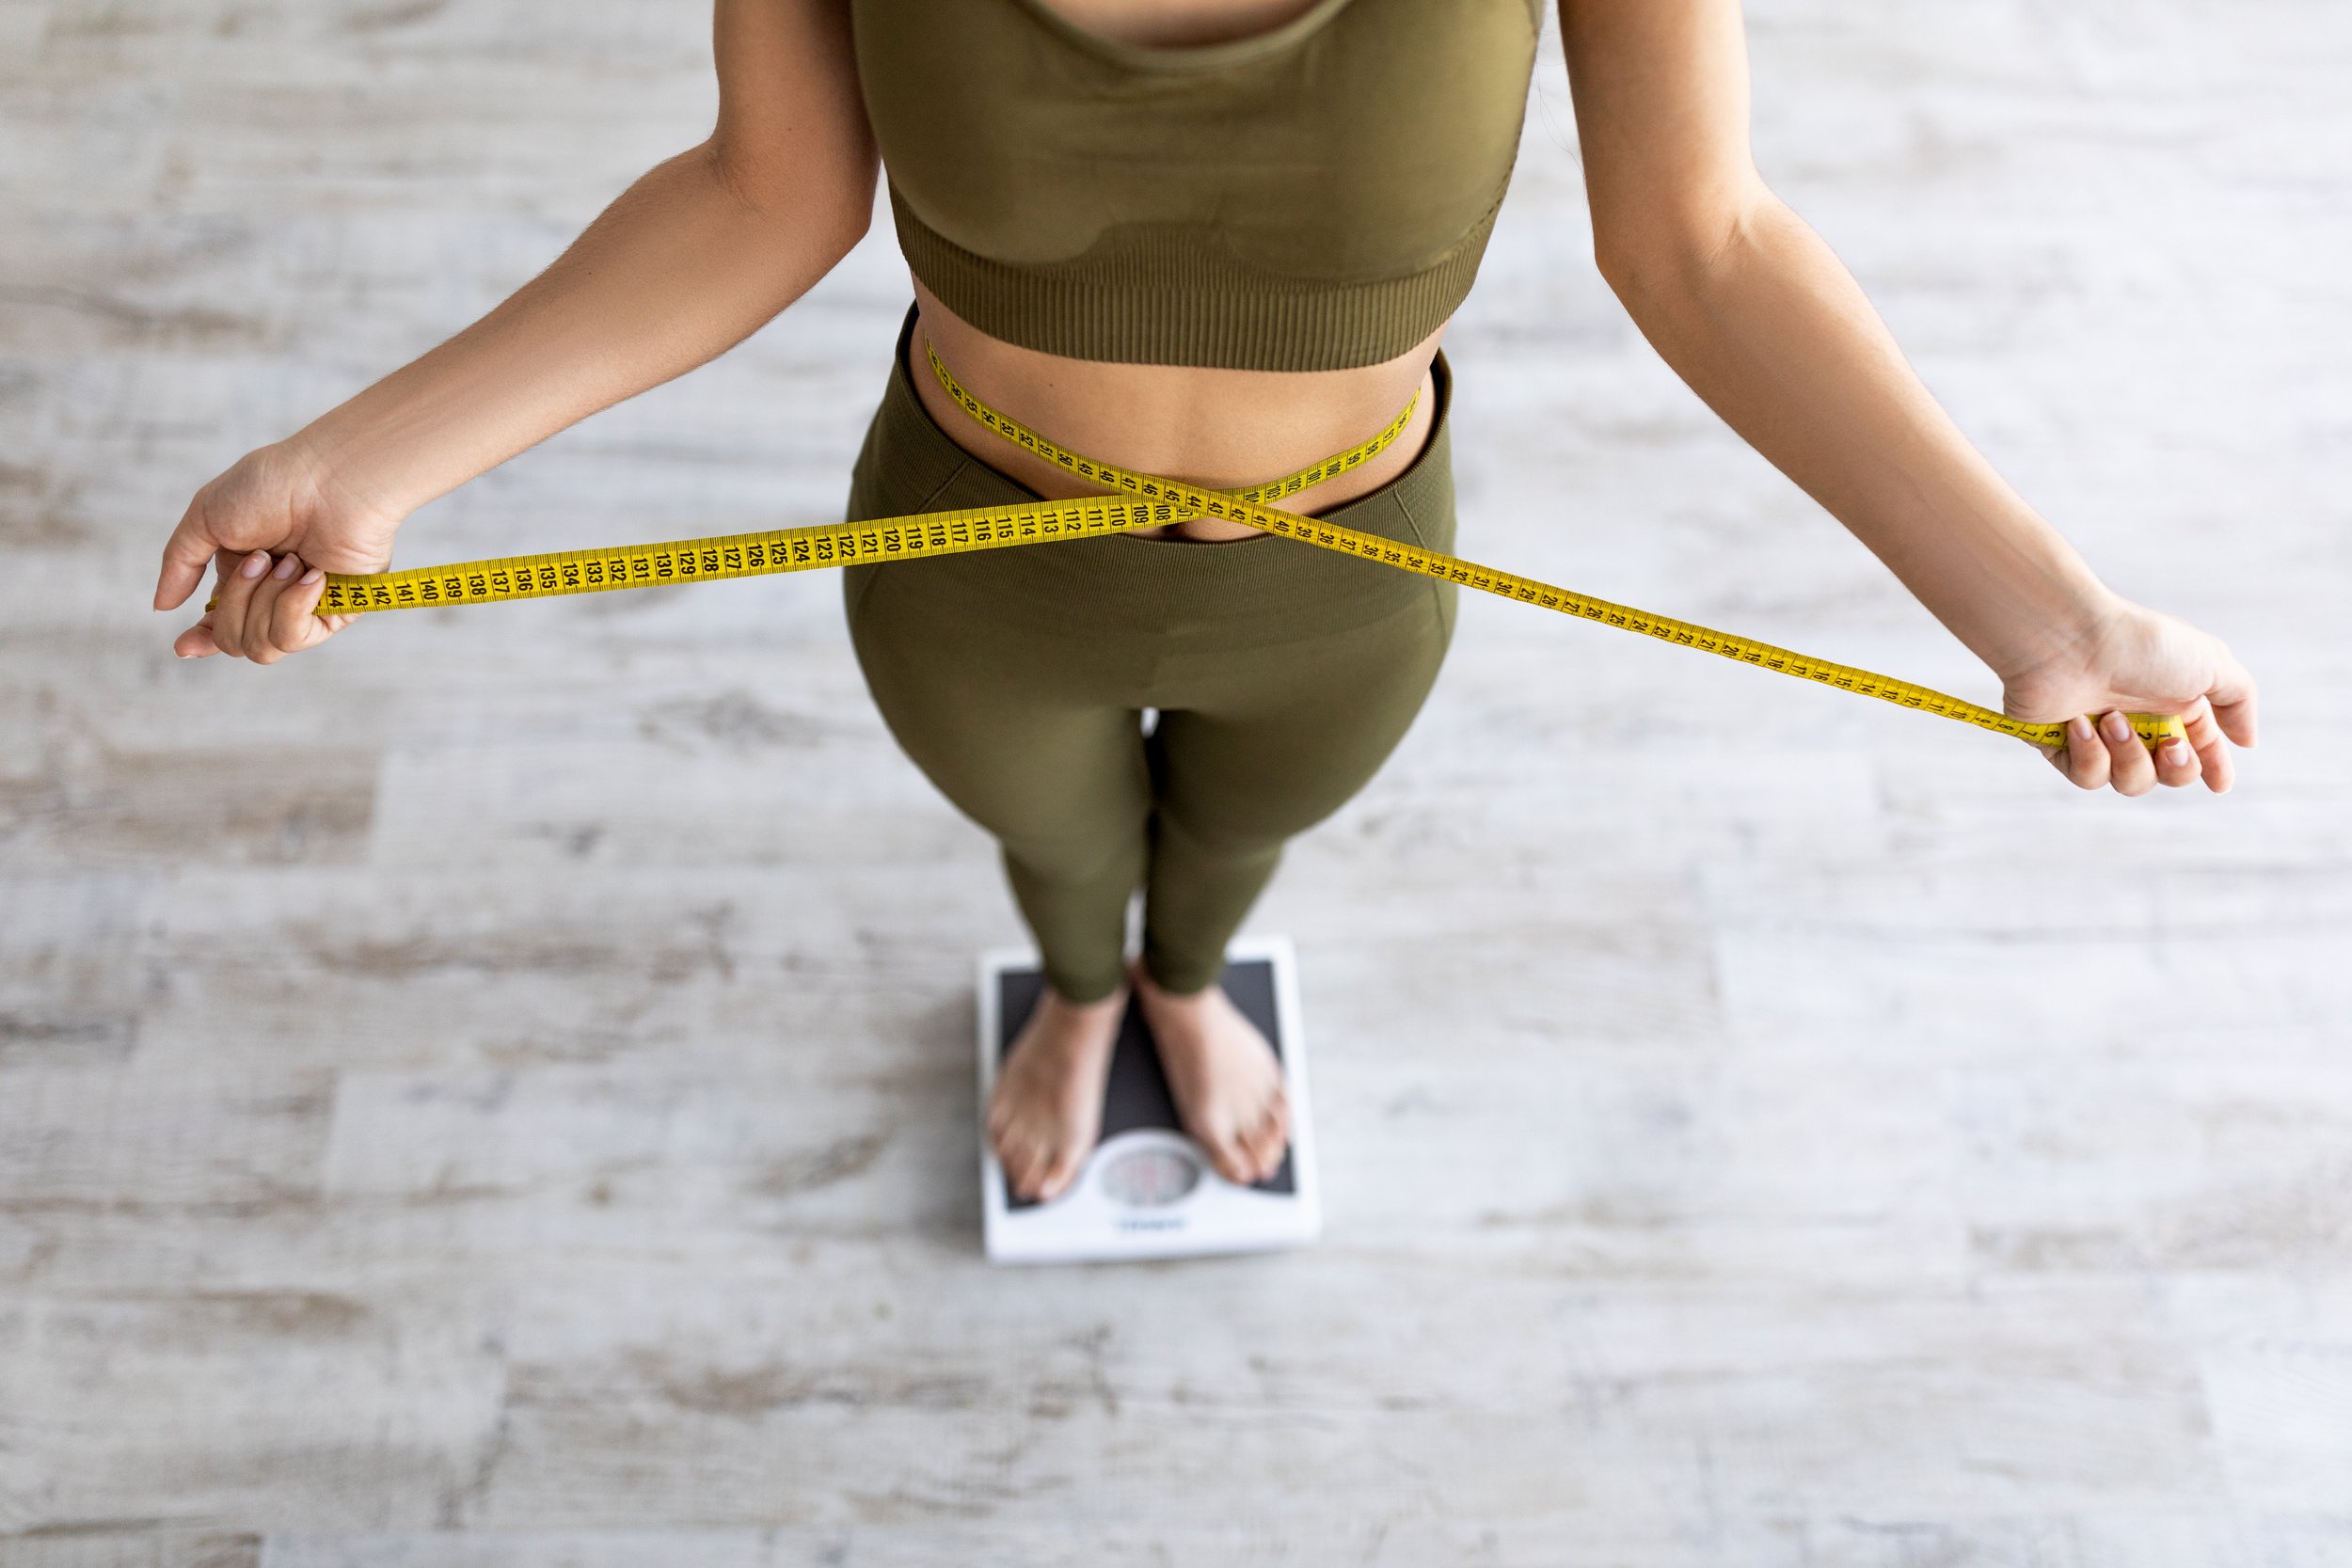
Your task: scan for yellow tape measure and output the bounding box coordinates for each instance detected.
[285,340,2182,753]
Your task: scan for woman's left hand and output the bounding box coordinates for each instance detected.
[2001,598,2258,795]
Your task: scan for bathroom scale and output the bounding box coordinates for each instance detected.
[976,935,1322,1264]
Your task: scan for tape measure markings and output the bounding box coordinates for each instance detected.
[280,336,2184,753]
[920,342,2183,752]
[309,388,1415,616]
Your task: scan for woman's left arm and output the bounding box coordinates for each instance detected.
[1555,0,2257,794]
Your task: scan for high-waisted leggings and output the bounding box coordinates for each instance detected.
[842,305,1458,1003]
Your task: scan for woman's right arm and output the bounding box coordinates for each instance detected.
[157,0,877,663]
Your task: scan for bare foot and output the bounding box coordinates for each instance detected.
[987,982,1128,1201]
[1130,959,1291,1186]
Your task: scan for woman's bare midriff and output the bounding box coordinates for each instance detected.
[908,277,1445,544]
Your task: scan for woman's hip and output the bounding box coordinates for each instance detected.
[842,303,1460,654]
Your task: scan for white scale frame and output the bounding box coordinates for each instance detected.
[976,935,1322,1265]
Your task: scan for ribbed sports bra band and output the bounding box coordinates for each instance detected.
[850,0,1546,371]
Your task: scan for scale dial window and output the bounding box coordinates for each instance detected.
[1099,1147,1201,1207]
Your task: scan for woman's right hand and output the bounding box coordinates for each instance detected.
[155,439,404,663]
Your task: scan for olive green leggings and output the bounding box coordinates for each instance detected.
[842,306,1458,1002]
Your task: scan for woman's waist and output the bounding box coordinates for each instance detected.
[908,280,1444,541]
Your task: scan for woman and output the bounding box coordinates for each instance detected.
[153,0,2258,1204]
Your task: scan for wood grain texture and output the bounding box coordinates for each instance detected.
[4,0,2349,1561]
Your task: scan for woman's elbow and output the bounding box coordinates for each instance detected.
[1591,183,1777,301]
[701,137,877,262]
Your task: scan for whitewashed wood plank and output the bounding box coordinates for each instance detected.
[0,1069,332,1211]
[2158,1274,2352,1513]
[0,1290,503,1534]
[0,1531,263,1568]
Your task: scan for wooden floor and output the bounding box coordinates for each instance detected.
[5,1,2350,1563]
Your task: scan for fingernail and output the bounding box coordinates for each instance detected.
[2164,739,2190,764]
[2101,711,2130,741]
[299,567,322,585]
[2068,715,2093,742]
[271,554,299,580]
[240,550,270,579]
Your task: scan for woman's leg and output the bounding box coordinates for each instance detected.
[841,306,1166,1198]
[841,306,1158,1005]
[1126,590,1454,1182]
[846,589,1150,1005]
[847,581,1153,1200]
[1141,597,1454,993]
[1123,345,1462,1183]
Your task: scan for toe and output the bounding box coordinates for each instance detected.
[1246,1125,1285,1183]
[1243,1108,1290,1182]
[1037,1145,1084,1201]
[1023,1144,1061,1200]
[1004,1137,1043,1197]
[1203,1132,1255,1186]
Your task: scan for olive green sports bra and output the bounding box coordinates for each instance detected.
[850,0,1544,372]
